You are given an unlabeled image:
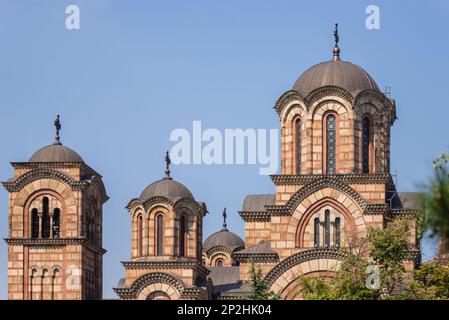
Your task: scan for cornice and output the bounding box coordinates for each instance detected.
[238,211,271,222]
[270,173,394,186]
[232,252,279,264]
[274,87,396,127]
[4,238,107,254]
[10,161,102,178]
[353,89,397,126]
[204,245,233,257]
[364,203,390,215]
[304,85,354,107]
[2,168,109,203]
[390,208,421,217]
[121,260,210,275]
[126,196,207,216]
[274,90,305,115]
[2,168,88,192]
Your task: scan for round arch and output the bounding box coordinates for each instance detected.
[264,249,347,297]
[130,272,186,300]
[295,197,358,247]
[285,185,367,248]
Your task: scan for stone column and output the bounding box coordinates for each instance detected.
[49,213,54,239]
[38,213,43,239]
[143,213,149,256]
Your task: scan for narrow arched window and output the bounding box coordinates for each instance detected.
[216,259,223,267]
[324,210,330,247]
[53,208,60,239]
[295,118,302,174]
[137,215,143,256]
[362,117,371,173]
[31,208,39,238]
[42,197,50,239]
[87,203,97,244]
[314,218,320,248]
[156,214,163,256]
[179,215,186,256]
[326,114,336,174]
[334,217,341,248]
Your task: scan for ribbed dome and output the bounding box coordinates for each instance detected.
[292,59,379,96]
[203,229,244,252]
[29,143,84,163]
[139,178,193,202]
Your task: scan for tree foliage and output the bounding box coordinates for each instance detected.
[298,219,413,300]
[413,261,449,299]
[247,262,279,300]
[422,153,449,254]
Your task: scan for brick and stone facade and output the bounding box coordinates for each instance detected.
[2,120,108,300]
[230,36,420,299]
[114,159,211,300]
[3,30,422,300]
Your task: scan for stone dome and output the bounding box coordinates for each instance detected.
[139,178,194,202]
[203,229,244,252]
[292,59,379,96]
[29,143,84,163]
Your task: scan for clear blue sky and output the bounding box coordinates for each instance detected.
[0,0,447,299]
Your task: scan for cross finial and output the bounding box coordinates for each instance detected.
[334,23,339,47]
[333,23,341,61]
[222,208,227,230]
[164,150,172,180]
[53,115,62,145]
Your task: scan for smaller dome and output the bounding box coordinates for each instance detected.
[29,143,84,163]
[203,229,244,252]
[139,178,193,202]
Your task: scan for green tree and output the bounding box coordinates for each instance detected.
[413,261,449,299]
[298,276,333,300]
[368,218,411,296]
[423,153,449,257]
[298,219,412,300]
[247,262,279,300]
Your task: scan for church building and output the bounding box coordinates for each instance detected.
[113,25,420,300]
[3,25,420,300]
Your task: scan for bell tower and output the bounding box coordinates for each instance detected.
[2,116,108,300]
[114,152,210,300]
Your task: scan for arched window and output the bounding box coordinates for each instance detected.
[30,268,38,300]
[179,215,186,256]
[362,117,371,173]
[156,214,163,256]
[137,215,143,256]
[215,259,223,267]
[295,118,302,174]
[326,114,336,174]
[86,202,97,244]
[324,210,330,247]
[334,217,341,248]
[42,197,50,239]
[31,208,39,238]
[51,268,60,300]
[53,208,60,239]
[314,218,320,248]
